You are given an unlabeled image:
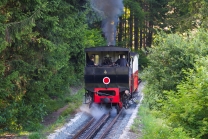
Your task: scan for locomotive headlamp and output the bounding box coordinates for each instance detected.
[125,90,130,96]
[103,77,110,84]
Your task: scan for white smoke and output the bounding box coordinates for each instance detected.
[90,0,124,46]
[80,103,109,120]
[90,103,109,119]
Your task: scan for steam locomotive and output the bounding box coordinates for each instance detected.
[84,46,139,113]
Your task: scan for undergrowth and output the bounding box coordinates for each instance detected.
[137,104,190,139]
[23,88,84,139]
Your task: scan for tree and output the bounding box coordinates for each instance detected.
[0,0,104,131]
[167,0,208,32]
[117,0,145,50]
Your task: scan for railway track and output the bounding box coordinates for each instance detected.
[72,108,124,139]
[47,83,143,139]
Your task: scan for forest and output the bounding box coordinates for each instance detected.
[0,0,208,138]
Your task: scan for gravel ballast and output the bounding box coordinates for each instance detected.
[47,82,144,139]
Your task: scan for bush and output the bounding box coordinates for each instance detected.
[137,49,149,70]
[162,56,208,138]
[141,29,208,109]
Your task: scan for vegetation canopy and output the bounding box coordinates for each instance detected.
[0,0,104,132]
[141,29,208,138]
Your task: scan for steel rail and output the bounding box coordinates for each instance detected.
[98,108,124,139]
[83,113,110,139]
[72,117,95,139]
[71,108,123,139]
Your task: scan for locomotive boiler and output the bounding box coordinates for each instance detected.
[84,46,139,113]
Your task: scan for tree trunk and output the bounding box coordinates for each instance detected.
[124,7,127,47]
[140,27,142,49]
[134,16,139,51]
[129,9,133,50]
[146,20,153,47]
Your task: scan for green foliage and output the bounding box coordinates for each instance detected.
[139,104,190,139]
[137,49,149,70]
[0,0,104,133]
[141,29,208,109]
[28,132,41,139]
[124,0,145,19]
[162,56,208,138]
[167,0,208,32]
[130,116,141,133]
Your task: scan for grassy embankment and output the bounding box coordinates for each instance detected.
[18,87,84,139]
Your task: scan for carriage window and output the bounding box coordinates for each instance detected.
[95,55,99,65]
[102,56,112,65]
[86,54,99,66]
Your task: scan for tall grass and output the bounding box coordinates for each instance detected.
[137,104,190,139]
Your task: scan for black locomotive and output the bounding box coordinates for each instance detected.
[84,46,139,113]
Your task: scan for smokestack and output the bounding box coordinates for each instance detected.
[90,0,124,46]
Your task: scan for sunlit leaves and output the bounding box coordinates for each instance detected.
[142,29,208,109]
[162,56,208,138]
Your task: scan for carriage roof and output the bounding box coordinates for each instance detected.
[85,46,130,52]
[130,52,139,57]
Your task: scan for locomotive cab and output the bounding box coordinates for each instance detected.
[84,46,139,112]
